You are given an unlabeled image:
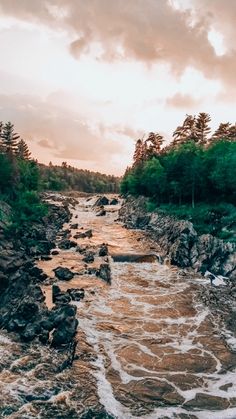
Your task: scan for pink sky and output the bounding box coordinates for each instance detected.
[0,0,235,174]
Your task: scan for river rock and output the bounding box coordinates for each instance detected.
[74,229,93,239]
[53,267,74,281]
[110,198,119,205]
[51,304,78,347]
[97,263,111,283]
[99,244,108,257]
[184,393,230,410]
[51,249,59,255]
[58,239,77,250]
[67,288,85,301]
[83,252,95,264]
[96,207,106,217]
[94,196,109,206]
[70,223,78,229]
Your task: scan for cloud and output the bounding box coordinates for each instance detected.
[166,93,201,109]
[1,0,235,87]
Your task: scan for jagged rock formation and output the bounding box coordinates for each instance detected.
[119,196,236,280]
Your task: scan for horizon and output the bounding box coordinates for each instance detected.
[0,0,235,175]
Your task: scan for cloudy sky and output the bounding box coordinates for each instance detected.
[0,0,235,174]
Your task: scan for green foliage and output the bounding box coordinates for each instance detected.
[146,201,236,242]
[39,164,120,193]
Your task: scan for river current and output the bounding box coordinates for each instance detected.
[0,196,236,418]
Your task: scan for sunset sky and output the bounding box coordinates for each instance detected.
[0,0,235,175]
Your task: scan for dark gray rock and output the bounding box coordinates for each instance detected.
[53,267,74,281]
[70,223,78,229]
[97,263,111,283]
[83,252,95,263]
[99,244,108,257]
[94,196,109,206]
[110,198,119,205]
[58,239,77,250]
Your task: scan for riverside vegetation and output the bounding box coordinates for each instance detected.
[0,121,120,236]
[121,113,236,243]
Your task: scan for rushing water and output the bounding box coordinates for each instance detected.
[1,195,236,418]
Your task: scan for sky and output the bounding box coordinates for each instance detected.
[0,0,235,175]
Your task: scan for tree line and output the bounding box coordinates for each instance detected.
[0,121,120,233]
[121,113,236,208]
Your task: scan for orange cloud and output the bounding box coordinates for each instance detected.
[166,93,201,109]
[1,0,236,88]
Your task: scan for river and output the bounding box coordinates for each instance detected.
[0,195,236,418]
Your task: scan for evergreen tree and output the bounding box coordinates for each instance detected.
[173,114,197,147]
[212,122,231,141]
[145,132,164,157]
[1,122,20,156]
[16,139,31,160]
[195,112,211,145]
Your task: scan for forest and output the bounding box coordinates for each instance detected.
[121,113,236,240]
[0,121,119,233]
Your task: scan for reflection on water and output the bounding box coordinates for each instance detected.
[1,196,236,418]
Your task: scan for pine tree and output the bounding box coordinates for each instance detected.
[212,122,231,141]
[145,132,164,157]
[228,124,236,141]
[16,139,31,160]
[172,115,197,147]
[195,112,211,145]
[133,138,145,166]
[1,122,20,155]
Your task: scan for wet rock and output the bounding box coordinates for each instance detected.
[67,288,85,301]
[74,229,93,239]
[51,305,78,347]
[97,263,111,283]
[99,243,108,257]
[28,265,48,281]
[184,393,230,410]
[70,223,78,229]
[21,323,41,342]
[96,207,106,217]
[52,284,61,302]
[94,196,109,206]
[110,198,119,205]
[83,252,95,264]
[41,255,52,261]
[58,239,77,250]
[51,249,59,255]
[53,267,74,281]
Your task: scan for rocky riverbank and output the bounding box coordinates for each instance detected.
[0,193,80,349]
[119,196,236,281]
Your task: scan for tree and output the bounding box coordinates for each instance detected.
[1,122,20,156]
[133,138,147,166]
[145,132,164,157]
[173,114,197,147]
[212,122,231,141]
[195,112,211,145]
[16,139,31,160]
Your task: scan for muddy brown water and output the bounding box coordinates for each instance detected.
[1,195,236,419]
